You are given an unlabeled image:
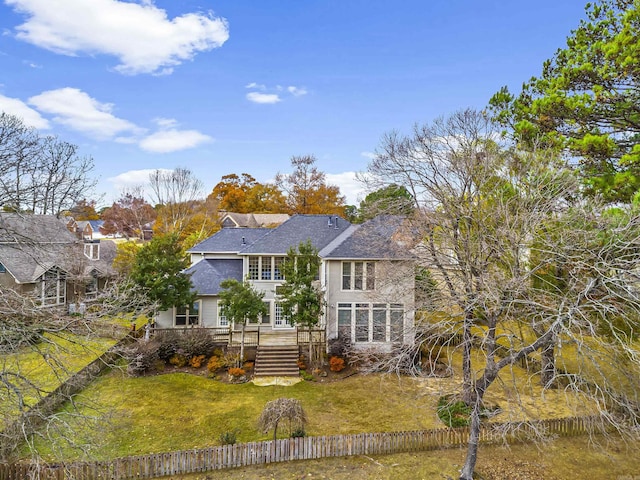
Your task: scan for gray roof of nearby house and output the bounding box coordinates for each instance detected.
[221,212,290,228]
[320,215,416,260]
[240,215,351,255]
[185,258,243,295]
[189,228,271,254]
[0,213,117,283]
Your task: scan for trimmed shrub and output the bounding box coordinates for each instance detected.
[189,354,206,368]
[228,367,245,377]
[328,335,351,358]
[123,339,160,376]
[155,331,180,361]
[329,356,346,372]
[207,355,223,373]
[300,370,314,381]
[169,353,187,368]
[176,329,216,358]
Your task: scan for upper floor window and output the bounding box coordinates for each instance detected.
[84,242,99,260]
[342,261,375,290]
[248,256,286,281]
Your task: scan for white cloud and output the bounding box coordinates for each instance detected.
[0,93,50,129]
[153,117,179,129]
[28,87,141,139]
[245,82,266,90]
[246,92,281,104]
[108,169,160,190]
[287,86,307,97]
[6,0,229,75]
[139,129,212,153]
[360,151,377,160]
[326,171,366,205]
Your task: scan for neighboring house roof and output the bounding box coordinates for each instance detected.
[220,212,290,228]
[0,213,116,284]
[0,213,78,244]
[189,228,271,254]
[185,258,243,295]
[240,215,351,255]
[321,215,416,260]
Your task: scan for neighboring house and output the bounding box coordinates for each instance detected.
[0,213,117,308]
[219,212,290,229]
[156,214,416,349]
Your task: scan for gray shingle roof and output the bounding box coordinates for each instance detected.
[240,215,351,255]
[189,228,271,253]
[321,215,415,260]
[0,214,116,283]
[185,259,243,295]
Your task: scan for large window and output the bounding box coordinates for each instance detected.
[248,256,286,281]
[175,301,200,326]
[40,268,66,306]
[337,303,404,343]
[341,262,375,291]
[85,273,98,300]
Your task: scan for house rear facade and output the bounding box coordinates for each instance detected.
[156,214,416,348]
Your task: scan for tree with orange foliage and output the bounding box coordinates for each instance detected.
[208,173,286,213]
[67,199,99,220]
[275,155,345,215]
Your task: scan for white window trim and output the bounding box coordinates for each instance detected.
[341,261,375,291]
[217,302,229,327]
[337,302,404,343]
[248,256,286,282]
[40,268,66,306]
[174,301,201,327]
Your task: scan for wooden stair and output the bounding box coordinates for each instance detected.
[254,345,300,377]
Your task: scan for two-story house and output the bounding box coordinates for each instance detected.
[155,214,416,349]
[0,213,117,308]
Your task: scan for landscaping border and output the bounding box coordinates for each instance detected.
[0,415,601,480]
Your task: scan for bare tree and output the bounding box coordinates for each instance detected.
[0,113,97,216]
[366,109,640,480]
[102,187,157,240]
[257,398,308,441]
[148,167,205,237]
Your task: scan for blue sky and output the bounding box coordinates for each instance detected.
[0,0,588,207]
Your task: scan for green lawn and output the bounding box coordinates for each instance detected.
[0,332,117,415]
[30,352,597,462]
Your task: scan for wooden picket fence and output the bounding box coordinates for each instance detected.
[0,415,600,480]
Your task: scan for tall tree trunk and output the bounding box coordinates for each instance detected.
[461,311,475,405]
[540,333,556,388]
[459,404,482,480]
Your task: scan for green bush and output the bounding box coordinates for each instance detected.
[290,428,306,438]
[436,395,471,427]
[218,430,238,445]
[300,370,314,381]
